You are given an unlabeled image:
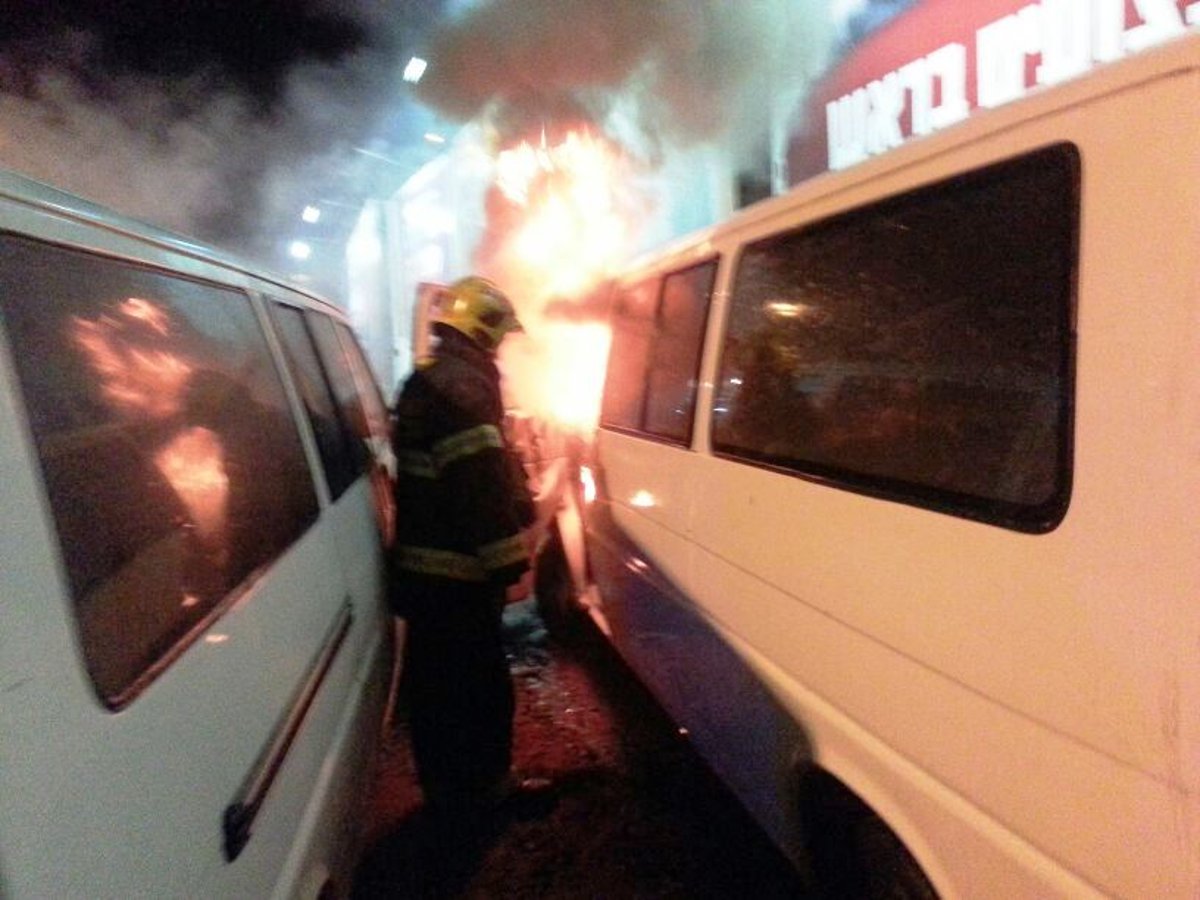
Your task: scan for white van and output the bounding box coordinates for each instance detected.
[573,33,1200,900]
[0,170,396,898]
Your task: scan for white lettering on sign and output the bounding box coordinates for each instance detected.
[826,0,1196,170]
[977,8,1039,109]
[828,42,968,169]
[1125,0,1188,51]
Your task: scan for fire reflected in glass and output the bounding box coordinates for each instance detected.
[119,297,172,335]
[154,426,229,541]
[70,297,192,418]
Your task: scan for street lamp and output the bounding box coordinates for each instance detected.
[403,57,427,84]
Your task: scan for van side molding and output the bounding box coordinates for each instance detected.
[223,599,355,862]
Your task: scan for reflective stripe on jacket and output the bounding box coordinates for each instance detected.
[392,531,528,582]
[395,424,505,479]
[389,325,531,591]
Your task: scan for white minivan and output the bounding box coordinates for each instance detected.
[0,169,396,898]
[573,31,1199,900]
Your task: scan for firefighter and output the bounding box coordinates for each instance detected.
[389,274,538,816]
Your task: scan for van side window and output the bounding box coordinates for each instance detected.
[333,321,390,458]
[271,303,360,500]
[712,144,1078,531]
[305,312,373,476]
[333,321,396,545]
[600,277,658,431]
[601,260,716,444]
[0,237,319,705]
[644,263,716,442]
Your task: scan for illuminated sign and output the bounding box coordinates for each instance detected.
[789,0,1199,181]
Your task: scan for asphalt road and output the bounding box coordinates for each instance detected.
[352,599,811,899]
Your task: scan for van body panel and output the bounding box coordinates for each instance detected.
[0,172,392,898]
[1,370,354,900]
[586,36,1200,900]
[584,501,807,860]
[270,624,391,900]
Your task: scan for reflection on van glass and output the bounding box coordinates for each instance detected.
[70,300,193,418]
[120,296,171,333]
[155,427,229,546]
[762,300,828,324]
[0,237,318,704]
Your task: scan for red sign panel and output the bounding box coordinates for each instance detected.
[788,0,1199,183]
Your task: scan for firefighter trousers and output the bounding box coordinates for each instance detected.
[399,582,514,806]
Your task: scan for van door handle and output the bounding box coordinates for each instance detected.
[223,598,354,862]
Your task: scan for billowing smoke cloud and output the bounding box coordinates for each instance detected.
[409,1,838,432]
[417,0,835,164]
[0,36,259,238]
[0,1,417,267]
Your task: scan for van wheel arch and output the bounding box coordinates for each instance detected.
[795,766,939,900]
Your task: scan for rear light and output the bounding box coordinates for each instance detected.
[580,465,597,504]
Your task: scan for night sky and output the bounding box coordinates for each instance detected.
[0,1,378,103]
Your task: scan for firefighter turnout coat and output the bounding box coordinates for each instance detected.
[389,324,531,601]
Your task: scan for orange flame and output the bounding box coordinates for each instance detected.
[496,130,629,299]
[501,320,612,434]
[492,129,637,432]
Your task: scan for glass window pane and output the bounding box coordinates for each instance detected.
[334,323,397,545]
[643,262,715,442]
[600,329,653,430]
[712,145,1077,530]
[600,278,659,430]
[0,238,319,704]
[272,303,359,500]
[335,322,389,451]
[306,312,371,475]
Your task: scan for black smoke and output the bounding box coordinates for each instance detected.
[0,0,442,265]
[0,1,368,104]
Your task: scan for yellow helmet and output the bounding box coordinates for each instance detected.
[437,276,524,351]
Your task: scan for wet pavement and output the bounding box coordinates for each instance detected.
[351,599,810,899]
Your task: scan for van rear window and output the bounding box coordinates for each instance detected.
[0,238,318,706]
[712,144,1078,531]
